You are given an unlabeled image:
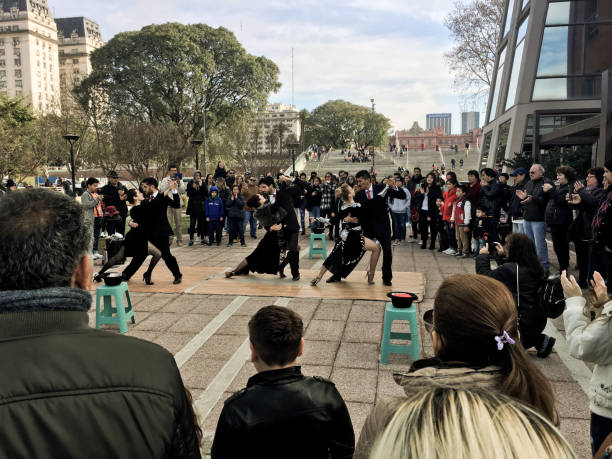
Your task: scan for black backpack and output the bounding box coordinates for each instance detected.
[539,276,565,318]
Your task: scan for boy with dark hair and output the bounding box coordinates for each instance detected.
[211,306,355,459]
[451,184,472,258]
[472,205,491,257]
[205,186,224,246]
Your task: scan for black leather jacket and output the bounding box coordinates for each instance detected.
[211,366,355,459]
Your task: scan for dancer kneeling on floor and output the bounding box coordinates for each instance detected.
[310,183,381,286]
[225,194,290,278]
[94,189,162,285]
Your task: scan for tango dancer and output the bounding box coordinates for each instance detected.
[95,189,162,284]
[225,194,288,277]
[310,183,381,286]
[355,170,406,286]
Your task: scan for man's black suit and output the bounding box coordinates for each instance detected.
[123,191,181,279]
[270,189,300,277]
[355,183,406,283]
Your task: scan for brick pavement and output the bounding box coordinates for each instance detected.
[90,231,592,458]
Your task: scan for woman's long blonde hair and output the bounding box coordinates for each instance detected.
[370,388,575,459]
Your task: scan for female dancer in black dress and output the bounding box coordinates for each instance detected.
[94,189,162,285]
[310,183,381,286]
[225,194,288,277]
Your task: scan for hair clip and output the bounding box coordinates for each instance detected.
[495,331,516,351]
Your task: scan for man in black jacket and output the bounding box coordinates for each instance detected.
[138,176,183,284]
[212,306,354,459]
[508,168,528,233]
[101,170,128,235]
[0,189,201,458]
[480,168,505,243]
[355,170,406,286]
[260,176,301,281]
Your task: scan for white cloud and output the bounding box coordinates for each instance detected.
[53,0,479,133]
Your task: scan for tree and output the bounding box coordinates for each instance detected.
[76,23,281,167]
[0,96,39,182]
[444,0,504,99]
[304,100,391,149]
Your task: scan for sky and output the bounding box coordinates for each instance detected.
[52,0,484,134]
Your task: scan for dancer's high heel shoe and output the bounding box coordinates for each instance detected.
[366,270,375,285]
[143,272,154,285]
[310,276,322,286]
[225,270,235,278]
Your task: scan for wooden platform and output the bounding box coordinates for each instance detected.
[92,266,425,302]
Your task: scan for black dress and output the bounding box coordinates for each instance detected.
[123,205,148,258]
[242,203,287,275]
[323,203,365,278]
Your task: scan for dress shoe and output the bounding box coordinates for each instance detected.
[326,274,341,283]
[292,274,300,281]
[143,272,154,285]
[173,275,182,285]
[383,280,392,287]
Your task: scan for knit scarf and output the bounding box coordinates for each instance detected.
[593,188,612,230]
[0,287,92,313]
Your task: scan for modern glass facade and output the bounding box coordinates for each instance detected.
[480,0,612,168]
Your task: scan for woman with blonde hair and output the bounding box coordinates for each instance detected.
[355,273,558,458]
[369,387,575,459]
[310,183,380,286]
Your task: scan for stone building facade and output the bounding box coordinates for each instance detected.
[390,122,483,152]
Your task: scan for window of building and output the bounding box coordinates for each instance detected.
[72,59,79,64]
[0,70,5,78]
[0,60,4,67]
[0,49,3,56]
[480,131,493,168]
[505,16,529,111]
[0,39,4,46]
[12,38,19,46]
[15,80,22,88]
[488,46,507,122]
[14,69,21,78]
[14,49,20,57]
[495,120,512,165]
[503,0,515,37]
[0,81,5,89]
[14,59,20,66]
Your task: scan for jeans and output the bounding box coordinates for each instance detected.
[309,206,320,230]
[591,411,612,455]
[444,221,457,250]
[391,212,407,241]
[243,210,257,237]
[299,201,307,233]
[523,220,549,270]
[473,238,487,255]
[92,216,102,252]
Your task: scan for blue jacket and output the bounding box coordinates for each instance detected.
[205,196,224,220]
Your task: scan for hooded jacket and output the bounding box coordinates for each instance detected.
[205,186,224,220]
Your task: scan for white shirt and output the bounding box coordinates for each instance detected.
[269,192,276,204]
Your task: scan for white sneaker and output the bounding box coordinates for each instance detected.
[446,249,457,255]
[92,252,103,259]
[442,249,453,255]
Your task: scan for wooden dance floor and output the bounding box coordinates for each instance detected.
[96,266,425,302]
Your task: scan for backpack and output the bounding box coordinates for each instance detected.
[539,276,566,318]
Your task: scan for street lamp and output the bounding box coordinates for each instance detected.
[286,142,301,176]
[191,139,203,171]
[370,98,375,175]
[62,134,79,194]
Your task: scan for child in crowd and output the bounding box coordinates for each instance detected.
[205,186,224,246]
[442,178,457,255]
[472,206,490,257]
[561,270,612,455]
[225,184,246,247]
[435,197,448,252]
[451,184,471,258]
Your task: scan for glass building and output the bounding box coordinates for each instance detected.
[480,0,612,169]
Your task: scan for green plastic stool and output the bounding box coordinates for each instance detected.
[95,282,135,334]
[380,301,420,364]
[309,232,327,259]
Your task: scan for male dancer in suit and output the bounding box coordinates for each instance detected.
[138,177,183,284]
[258,176,301,281]
[354,170,406,286]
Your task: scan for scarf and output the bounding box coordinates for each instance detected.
[593,188,612,231]
[0,287,92,313]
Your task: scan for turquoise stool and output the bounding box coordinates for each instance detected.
[380,301,420,364]
[95,282,135,334]
[309,232,327,259]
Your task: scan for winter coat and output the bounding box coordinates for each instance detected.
[442,187,457,222]
[472,216,491,239]
[224,194,245,219]
[480,179,504,218]
[414,185,442,219]
[387,186,411,214]
[81,190,101,227]
[508,180,528,219]
[544,181,573,226]
[205,196,224,221]
[451,198,471,226]
[242,184,259,211]
[213,167,227,180]
[254,203,288,229]
[570,185,606,241]
[354,359,502,459]
[186,179,207,216]
[563,297,612,419]
[305,184,322,210]
[522,177,550,221]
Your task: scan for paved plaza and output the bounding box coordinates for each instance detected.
[90,231,592,458]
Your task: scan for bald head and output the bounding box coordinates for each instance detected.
[529,164,544,180]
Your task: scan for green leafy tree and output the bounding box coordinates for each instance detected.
[502,146,592,180]
[304,100,391,149]
[0,96,38,181]
[76,22,281,167]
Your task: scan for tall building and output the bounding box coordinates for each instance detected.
[55,17,103,105]
[461,111,480,134]
[481,0,612,168]
[0,0,60,114]
[252,103,301,155]
[426,113,452,134]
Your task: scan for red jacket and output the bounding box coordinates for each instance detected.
[442,187,457,222]
[465,182,481,209]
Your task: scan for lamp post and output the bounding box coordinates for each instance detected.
[370,98,375,175]
[287,142,301,176]
[62,134,79,194]
[191,139,203,171]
